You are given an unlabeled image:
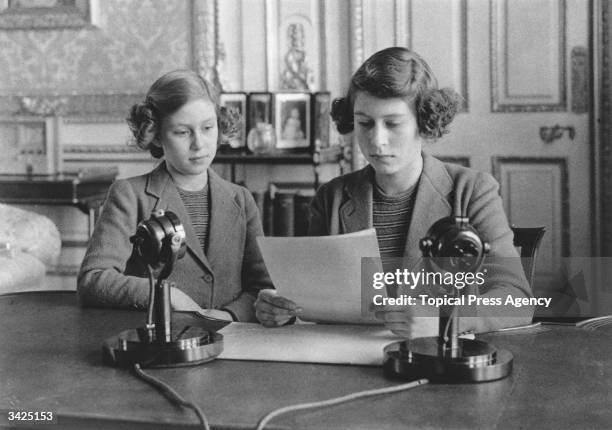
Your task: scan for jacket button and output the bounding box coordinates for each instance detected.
[203,274,213,283]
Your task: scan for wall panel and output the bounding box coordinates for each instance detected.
[490,0,567,111]
[493,157,569,282]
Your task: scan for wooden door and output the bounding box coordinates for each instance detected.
[355,0,593,316]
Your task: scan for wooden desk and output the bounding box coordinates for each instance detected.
[0,291,610,430]
[0,171,116,236]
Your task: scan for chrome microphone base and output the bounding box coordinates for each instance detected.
[103,326,223,368]
[383,337,513,383]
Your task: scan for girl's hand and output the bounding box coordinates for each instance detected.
[254,289,302,327]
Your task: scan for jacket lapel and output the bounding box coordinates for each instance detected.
[404,154,454,258]
[339,165,374,233]
[145,162,210,271]
[206,169,240,270]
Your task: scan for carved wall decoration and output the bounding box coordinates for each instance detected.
[265,1,321,92]
[280,22,312,90]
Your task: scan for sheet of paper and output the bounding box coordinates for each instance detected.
[218,322,398,366]
[257,229,382,324]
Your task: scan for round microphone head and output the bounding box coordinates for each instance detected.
[420,216,489,273]
[131,210,186,267]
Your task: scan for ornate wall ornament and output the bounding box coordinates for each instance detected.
[280,23,312,90]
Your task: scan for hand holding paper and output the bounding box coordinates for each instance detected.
[256,229,382,324]
[255,289,303,327]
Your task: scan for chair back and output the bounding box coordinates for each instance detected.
[511,226,546,289]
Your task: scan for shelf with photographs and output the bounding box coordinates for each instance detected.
[215,91,344,189]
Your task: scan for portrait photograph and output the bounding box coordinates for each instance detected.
[274,92,311,151]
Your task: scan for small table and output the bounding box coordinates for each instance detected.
[0,170,117,236]
[0,291,611,429]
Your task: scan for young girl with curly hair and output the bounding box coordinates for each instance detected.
[78,69,272,322]
[255,47,533,335]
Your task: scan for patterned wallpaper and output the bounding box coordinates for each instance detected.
[0,0,190,95]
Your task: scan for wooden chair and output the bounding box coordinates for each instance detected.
[511,226,546,289]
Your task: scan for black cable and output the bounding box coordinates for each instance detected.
[132,363,211,430]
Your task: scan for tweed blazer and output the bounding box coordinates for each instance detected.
[308,153,532,303]
[77,162,272,322]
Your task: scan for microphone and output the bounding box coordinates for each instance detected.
[383,216,513,383]
[103,210,226,368]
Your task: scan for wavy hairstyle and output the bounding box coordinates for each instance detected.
[330,47,460,140]
[126,69,241,158]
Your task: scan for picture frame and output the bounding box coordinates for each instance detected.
[0,0,97,30]
[273,92,311,152]
[219,92,247,152]
[247,92,273,133]
[312,92,331,149]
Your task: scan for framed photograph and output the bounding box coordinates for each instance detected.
[0,0,97,29]
[219,92,247,151]
[312,92,331,149]
[274,92,311,151]
[247,92,273,133]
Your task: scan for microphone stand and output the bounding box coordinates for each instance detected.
[383,216,514,383]
[103,210,226,368]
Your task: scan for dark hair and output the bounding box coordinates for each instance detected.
[126,69,241,158]
[330,47,460,139]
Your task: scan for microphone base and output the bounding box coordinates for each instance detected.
[103,326,223,368]
[383,337,512,383]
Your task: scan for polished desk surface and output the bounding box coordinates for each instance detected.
[0,291,610,430]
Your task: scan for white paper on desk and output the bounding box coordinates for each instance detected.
[218,322,398,366]
[257,229,382,324]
